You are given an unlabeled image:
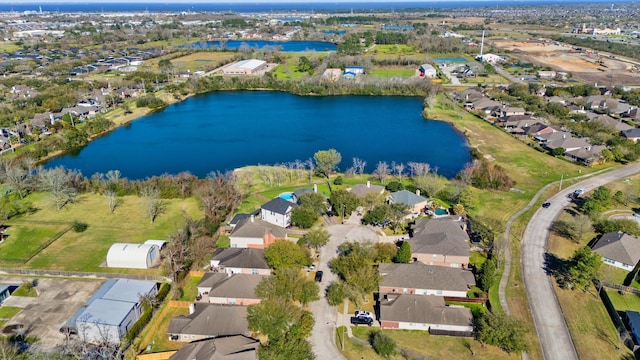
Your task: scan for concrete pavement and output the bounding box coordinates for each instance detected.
[522,163,640,360]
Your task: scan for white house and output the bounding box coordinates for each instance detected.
[260,197,296,228]
[592,231,640,271]
[480,53,503,64]
[419,64,437,78]
[106,243,160,269]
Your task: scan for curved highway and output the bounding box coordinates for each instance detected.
[522,163,640,360]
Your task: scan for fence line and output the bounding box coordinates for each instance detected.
[0,268,170,282]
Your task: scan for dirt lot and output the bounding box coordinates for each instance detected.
[491,39,640,85]
[0,277,103,353]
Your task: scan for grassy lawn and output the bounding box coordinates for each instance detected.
[469,250,487,268]
[216,235,230,248]
[0,42,20,52]
[0,192,201,272]
[370,44,419,55]
[178,275,202,301]
[556,285,632,360]
[606,290,640,312]
[138,305,190,353]
[0,223,69,264]
[351,327,520,360]
[369,69,416,78]
[0,307,21,319]
[12,284,37,297]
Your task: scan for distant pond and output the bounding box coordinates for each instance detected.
[184,40,336,52]
[45,91,471,180]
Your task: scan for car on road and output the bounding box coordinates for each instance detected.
[355,310,373,319]
[350,316,373,326]
[542,202,551,208]
[314,270,323,282]
[634,213,640,218]
[574,189,586,196]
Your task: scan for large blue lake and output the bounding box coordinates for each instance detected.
[45,92,471,179]
[185,40,336,52]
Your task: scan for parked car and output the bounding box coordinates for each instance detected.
[355,310,373,319]
[634,213,640,218]
[574,189,586,196]
[542,202,551,208]
[351,316,373,326]
[314,270,323,282]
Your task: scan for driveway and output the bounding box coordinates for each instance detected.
[522,162,640,360]
[0,277,103,353]
[308,213,380,360]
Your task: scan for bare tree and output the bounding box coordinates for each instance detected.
[104,189,120,213]
[105,169,121,185]
[408,162,431,178]
[174,171,196,199]
[352,157,367,175]
[374,161,389,184]
[195,172,238,223]
[306,158,315,183]
[165,228,191,285]
[392,161,405,181]
[141,186,165,224]
[38,166,76,210]
[0,158,31,198]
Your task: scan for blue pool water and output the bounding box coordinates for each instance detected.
[435,208,448,216]
[279,192,295,201]
[434,57,468,63]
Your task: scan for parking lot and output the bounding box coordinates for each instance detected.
[0,277,103,352]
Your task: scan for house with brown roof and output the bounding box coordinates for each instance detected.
[169,335,259,360]
[592,231,640,271]
[379,294,473,336]
[409,216,470,268]
[210,248,270,275]
[196,273,266,305]
[229,215,288,249]
[379,262,475,298]
[168,304,250,342]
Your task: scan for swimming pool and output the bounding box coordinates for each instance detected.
[435,208,448,216]
[279,192,295,201]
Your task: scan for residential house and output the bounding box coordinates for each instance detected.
[261,197,296,228]
[621,128,640,142]
[547,96,567,105]
[591,114,633,132]
[349,181,385,198]
[625,311,640,346]
[623,108,640,121]
[409,216,470,268]
[387,190,428,214]
[210,248,270,275]
[168,304,250,342]
[379,262,475,298]
[479,53,503,63]
[592,231,640,271]
[497,106,526,118]
[344,66,364,76]
[419,64,437,78]
[0,284,15,304]
[522,123,556,137]
[585,95,608,111]
[379,294,473,336]
[537,70,557,79]
[564,145,606,166]
[537,132,591,153]
[196,273,266,305]
[229,216,288,249]
[168,335,259,360]
[457,88,484,104]
[322,68,342,82]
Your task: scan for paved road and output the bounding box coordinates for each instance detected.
[308,214,379,360]
[523,163,640,360]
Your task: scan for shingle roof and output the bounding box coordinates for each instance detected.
[212,248,269,270]
[379,262,475,292]
[592,231,640,266]
[169,336,259,360]
[621,128,640,139]
[349,183,384,197]
[410,217,470,257]
[197,273,266,299]
[230,217,288,239]
[168,304,249,337]
[389,190,428,207]
[380,294,473,327]
[261,197,296,215]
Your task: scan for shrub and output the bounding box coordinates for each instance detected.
[72,221,88,232]
[369,330,396,358]
[333,176,343,185]
[385,181,403,192]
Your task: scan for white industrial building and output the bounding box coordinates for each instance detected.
[63,279,158,344]
[221,59,268,75]
[106,243,160,269]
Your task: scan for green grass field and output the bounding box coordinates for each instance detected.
[369,44,419,55]
[369,69,416,78]
[12,284,37,297]
[0,192,201,272]
[0,307,21,319]
[179,275,202,301]
[606,290,640,312]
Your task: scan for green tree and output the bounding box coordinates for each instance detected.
[567,246,601,290]
[479,258,497,292]
[476,312,527,353]
[593,218,640,236]
[314,149,342,178]
[248,299,312,340]
[329,189,359,217]
[297,56,312,73]
[369,330,396,359]
[551,147,566,156]
[326,281,347,306]
[298,192,327,215]
[259,334,315,360]
[256,268,319,305]
[291,206,318,229]
[373,243,398,263]
[304,227,330,250]
[394,241,411,263]
[265,239,312,269]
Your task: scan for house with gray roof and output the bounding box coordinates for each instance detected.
[196,273,266,306]
[387,190,428,214]
[592,231,640,271]
[210,248,270,275]
[591,114,633,132]
[621,128,640,142]
[229,216,289,249]
[409,216,470,268]
[260,197,296,227]
[564,145,606,166]
[349,181,385,197]
[168,304,250,342]
[63,279,157,344]
[379,262,475,298]
[169,335,259,360]
[379,294,473,335]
